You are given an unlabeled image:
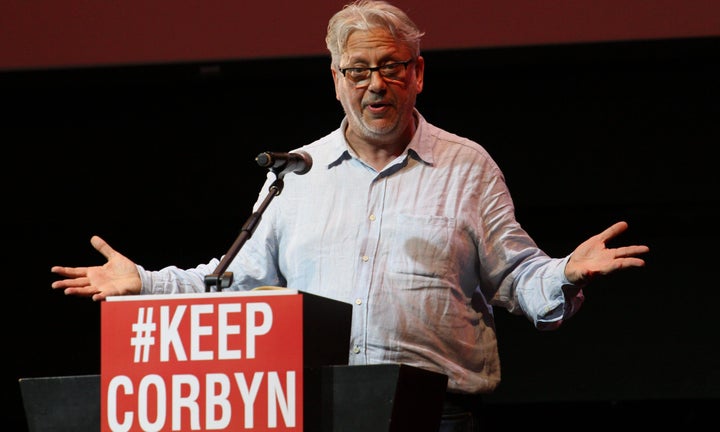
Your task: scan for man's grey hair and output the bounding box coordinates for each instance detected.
[325,0,425,68]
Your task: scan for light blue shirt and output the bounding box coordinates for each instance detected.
[139,110,584,393]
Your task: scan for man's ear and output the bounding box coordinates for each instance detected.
[414,56,425,94]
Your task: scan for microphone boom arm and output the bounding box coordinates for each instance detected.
[203,176,284,292]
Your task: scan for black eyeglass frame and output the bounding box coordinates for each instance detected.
[338,59,414,83]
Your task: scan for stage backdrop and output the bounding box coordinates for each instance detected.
[1,0,719,71]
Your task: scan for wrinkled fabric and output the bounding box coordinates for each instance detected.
[139,110,584,393]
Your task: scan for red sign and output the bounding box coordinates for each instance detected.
[101,290,304,431]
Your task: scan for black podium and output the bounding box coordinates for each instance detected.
[21,363,447,432]
[20,292,448,431]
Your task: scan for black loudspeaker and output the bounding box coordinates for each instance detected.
[19,374,101,432]
[304,363,448,432]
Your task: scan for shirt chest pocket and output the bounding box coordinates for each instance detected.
[385,213,456,279]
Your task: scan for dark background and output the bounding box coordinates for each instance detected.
[4,36,719,429]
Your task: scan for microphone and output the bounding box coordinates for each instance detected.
[256,150,312,175]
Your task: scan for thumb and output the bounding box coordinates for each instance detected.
[90,235,118,261]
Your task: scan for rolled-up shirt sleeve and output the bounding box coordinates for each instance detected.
[516,255,585,330]
[138,260,219,295]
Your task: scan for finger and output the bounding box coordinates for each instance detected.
[613,256,647,270]
[63,286,100,297]
[614,245,650,258]
[51,276,91,289]
[50,266,89,278]
[598,221,629,242]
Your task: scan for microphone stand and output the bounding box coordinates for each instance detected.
[203,173,285,293]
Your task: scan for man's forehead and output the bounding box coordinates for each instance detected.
[342,29,410,62]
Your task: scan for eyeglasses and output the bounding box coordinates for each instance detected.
[339,59,414,87]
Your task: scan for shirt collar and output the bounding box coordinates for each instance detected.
[406,109,435,166]
[327,109,435,169]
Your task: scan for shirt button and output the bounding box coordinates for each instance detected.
[355,298,362,305]
[361,255,369,262]
[352,345,361,354]
[369,214,376,221]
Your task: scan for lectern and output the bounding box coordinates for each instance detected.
[20,290,447,431]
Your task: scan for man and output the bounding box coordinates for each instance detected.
[52,1,649,430]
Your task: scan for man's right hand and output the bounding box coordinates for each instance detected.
[51,235,142,301]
